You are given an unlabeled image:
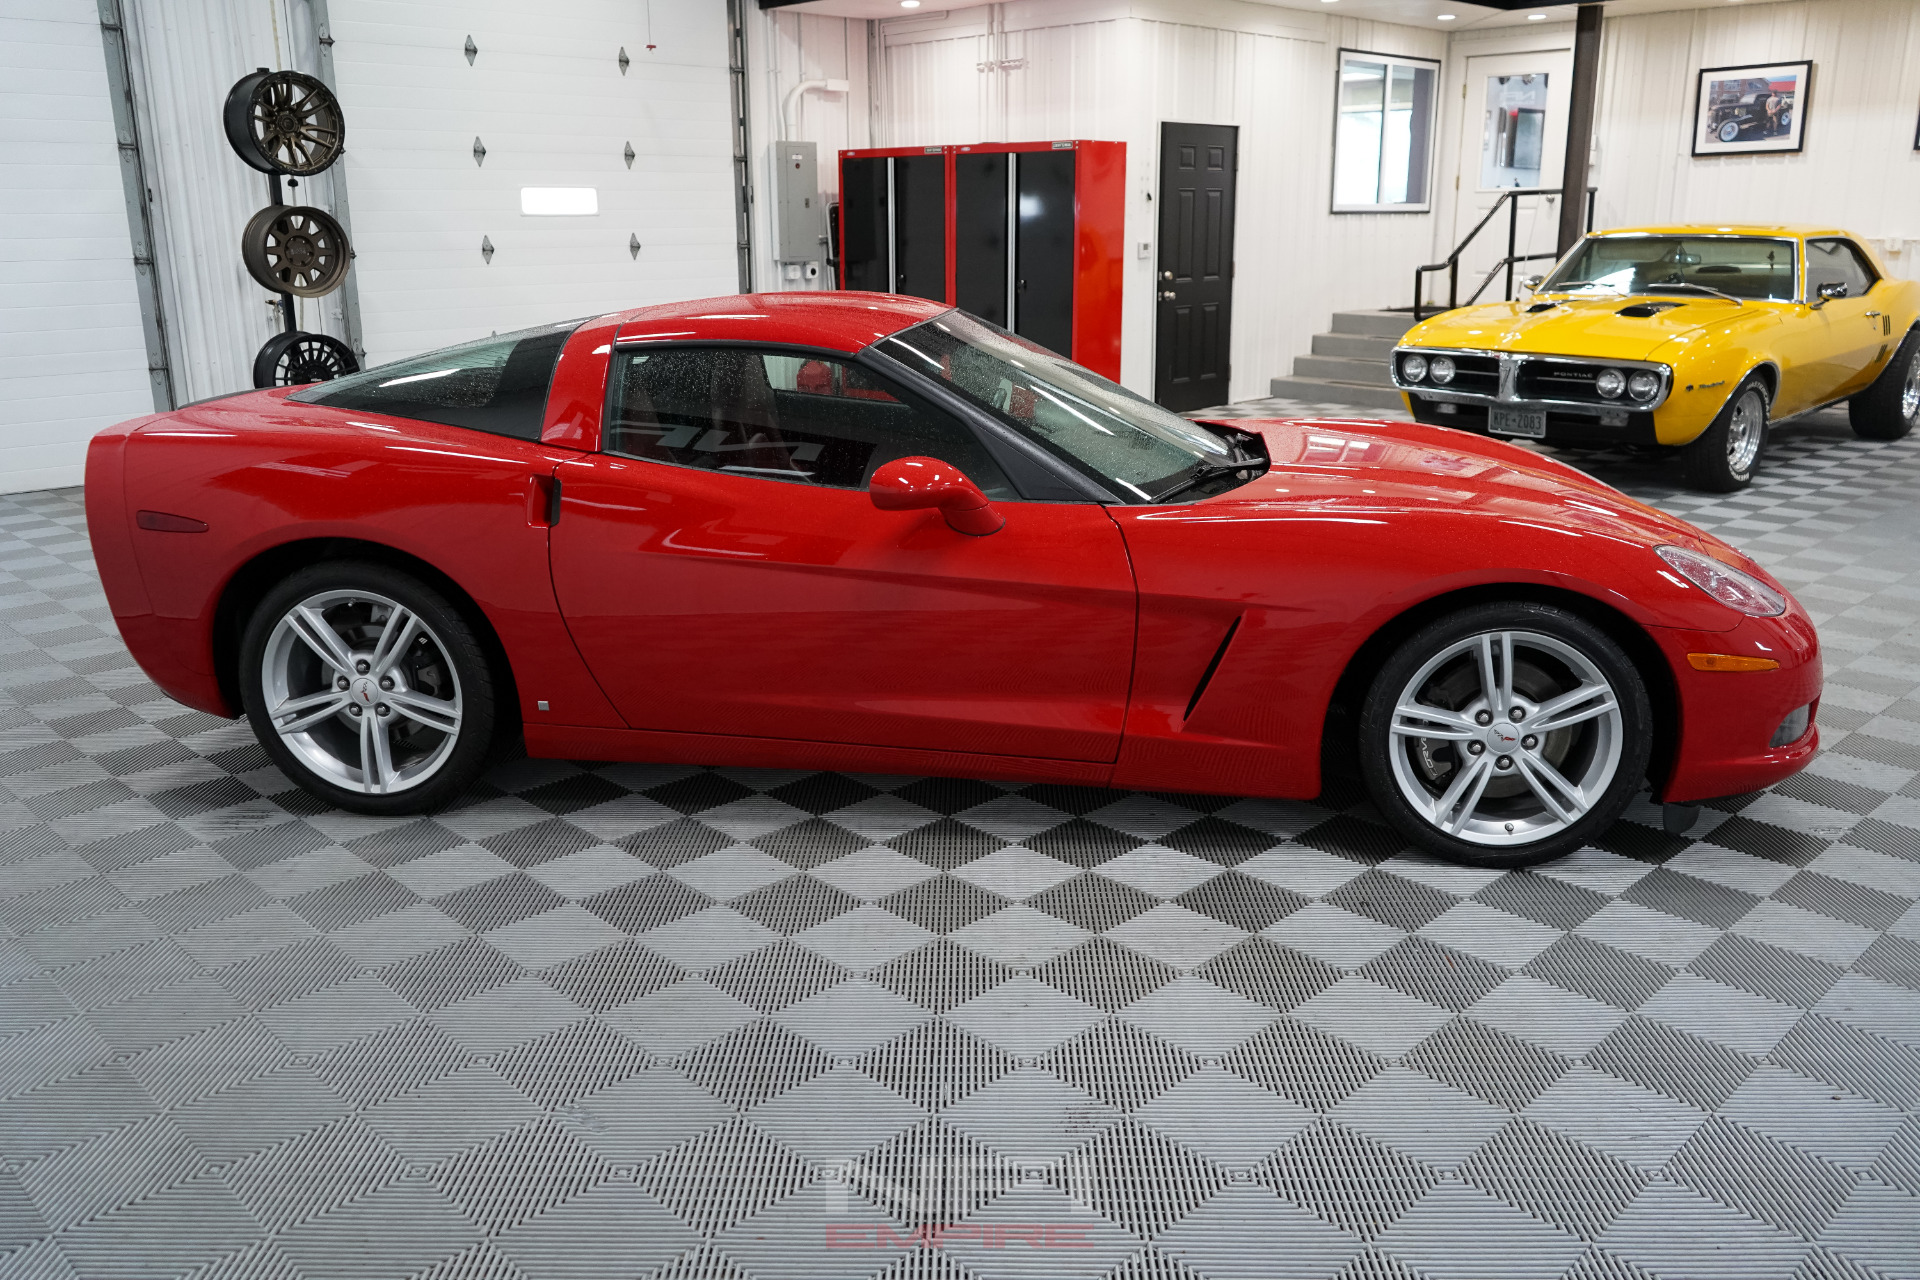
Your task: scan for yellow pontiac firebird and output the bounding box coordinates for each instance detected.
[1392,226,1920,490]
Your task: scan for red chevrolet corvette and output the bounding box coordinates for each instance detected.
[85,293,1820,867]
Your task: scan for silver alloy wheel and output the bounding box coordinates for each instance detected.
[1387,629,1625,848]
[1726,387,1765,477]
[1904,350,1920,423]
[260,589,463,795]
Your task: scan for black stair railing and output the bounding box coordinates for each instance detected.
[1412,187,1597,323]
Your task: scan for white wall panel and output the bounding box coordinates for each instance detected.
[1587,0,1920,281]
[877,0,1446,402]
[326,0,738,366]
[0,0,153,492]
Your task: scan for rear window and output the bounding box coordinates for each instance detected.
[288,319,583,439]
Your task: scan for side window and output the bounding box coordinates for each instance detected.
[289,320,581,440]
[1806,239,1877,300]
[605,347,1015,499]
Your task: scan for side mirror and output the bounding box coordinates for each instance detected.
[1521,274,1545,292]
[869,457,1005,536]
[1811,281,1849,308]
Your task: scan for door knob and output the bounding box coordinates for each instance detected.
[1160,291,1176,301]
[1162,271,1173,281]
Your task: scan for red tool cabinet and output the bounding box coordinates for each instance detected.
[838,140,1125,380]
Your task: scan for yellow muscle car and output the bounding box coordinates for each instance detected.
[1392,226,1920,490]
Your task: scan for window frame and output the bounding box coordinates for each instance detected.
[1803,237,1879,303]
[1329,47,1442,216]
[597,338,1102,503]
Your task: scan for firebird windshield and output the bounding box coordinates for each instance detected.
[1541,235,1797,302]
[876,311,1241,502]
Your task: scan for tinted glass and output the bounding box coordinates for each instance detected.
[1543,236,1796,302]
[1806,239,1877,299]
[604,346,1014,499]
[289,319,582,440]
[877,310,1235,502]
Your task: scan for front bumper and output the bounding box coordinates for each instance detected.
[1651,609,1822,804]
[1405,396,1663,447]
[1392,346,1718,448]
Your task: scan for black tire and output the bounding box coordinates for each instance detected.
[1681,374,1769,492]
[1849,327,1920,441]
[253,330,358,388]
[1358,602,1653,869]
[240,562,496,815]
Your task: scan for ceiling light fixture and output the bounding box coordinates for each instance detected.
[900,0,920,7]
[1438,11,1456,17]
[1527,11,1547,17]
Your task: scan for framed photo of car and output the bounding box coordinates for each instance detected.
[1692,60,1811,156]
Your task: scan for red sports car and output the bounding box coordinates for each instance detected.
[85,293,1820,867]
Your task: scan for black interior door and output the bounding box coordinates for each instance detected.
[955,152,1009,326]
[1155,124,1237,412]
[1014,150,1075,359]
[840,157,888,293]
[893,154,947,302]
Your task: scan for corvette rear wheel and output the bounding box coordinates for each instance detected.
[1848,328,1920,441]
[1359,603,1652,869]
[240,563,495,814]
[1681,376,1768,492]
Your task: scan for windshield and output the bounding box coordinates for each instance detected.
[875,311,1238,501]
[1542,235,1796,302]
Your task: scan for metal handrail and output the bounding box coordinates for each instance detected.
[1412,187,1597,323]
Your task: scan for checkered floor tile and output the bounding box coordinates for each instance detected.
[1,408,1917,1279]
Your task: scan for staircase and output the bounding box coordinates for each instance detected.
[1268,310,1415,410]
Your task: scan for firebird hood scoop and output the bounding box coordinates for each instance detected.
[1617,301,1683,318]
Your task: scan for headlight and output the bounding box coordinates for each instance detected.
[1656,545,1787,617]
[1595,368,1626,399]
[1402,354,1429,383]
[1627,371,1660,401]
[1430,356,1456,385]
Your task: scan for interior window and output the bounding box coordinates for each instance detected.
[604,347,1015,499]
[1806,239,1877,300]
[289,319,582,440]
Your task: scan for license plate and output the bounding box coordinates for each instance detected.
[1489,407,1547,439]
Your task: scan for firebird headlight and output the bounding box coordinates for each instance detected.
[1657,545,1787,617]
[1627,370,1661,401]
[1430,356,1457,385]
[1402,354,1429,383]
[1595,368,1626,399]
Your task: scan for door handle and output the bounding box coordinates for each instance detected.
[1160,291,1177,301]
[1865,310,1883,317]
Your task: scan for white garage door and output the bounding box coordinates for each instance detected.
[0,0,154,493]
[328,0,740,366]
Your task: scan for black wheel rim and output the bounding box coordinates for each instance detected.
[279,336,356,386]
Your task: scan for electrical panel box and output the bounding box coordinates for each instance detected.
[773,140,823,263]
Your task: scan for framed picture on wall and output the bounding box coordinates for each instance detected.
[1692,60,1811,156]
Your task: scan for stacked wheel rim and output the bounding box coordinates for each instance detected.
[224,70,345,176]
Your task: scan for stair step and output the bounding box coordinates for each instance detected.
[1311,331,1400,360]
[1330,310,1419,339]
[1291,354,1397,388]
[1267,376,1409,411]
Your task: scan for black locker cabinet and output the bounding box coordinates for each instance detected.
[838,154,947,301]
[954,151,1008,326]
[892,155,947,303]
[839,157,888,292]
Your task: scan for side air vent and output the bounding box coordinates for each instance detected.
[1617,302,1682,318]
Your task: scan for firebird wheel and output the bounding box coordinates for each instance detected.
[1682,376,1768,492]
[1359,603,1652,869]
[1848,328,1920,441]
[240,563,495,814]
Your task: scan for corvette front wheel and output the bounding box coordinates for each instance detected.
[1358,603,1652,869]
[240,562,497,814]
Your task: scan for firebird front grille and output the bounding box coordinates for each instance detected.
[1517,364,1602,401]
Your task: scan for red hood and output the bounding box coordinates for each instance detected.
[1194,416,1778,584]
